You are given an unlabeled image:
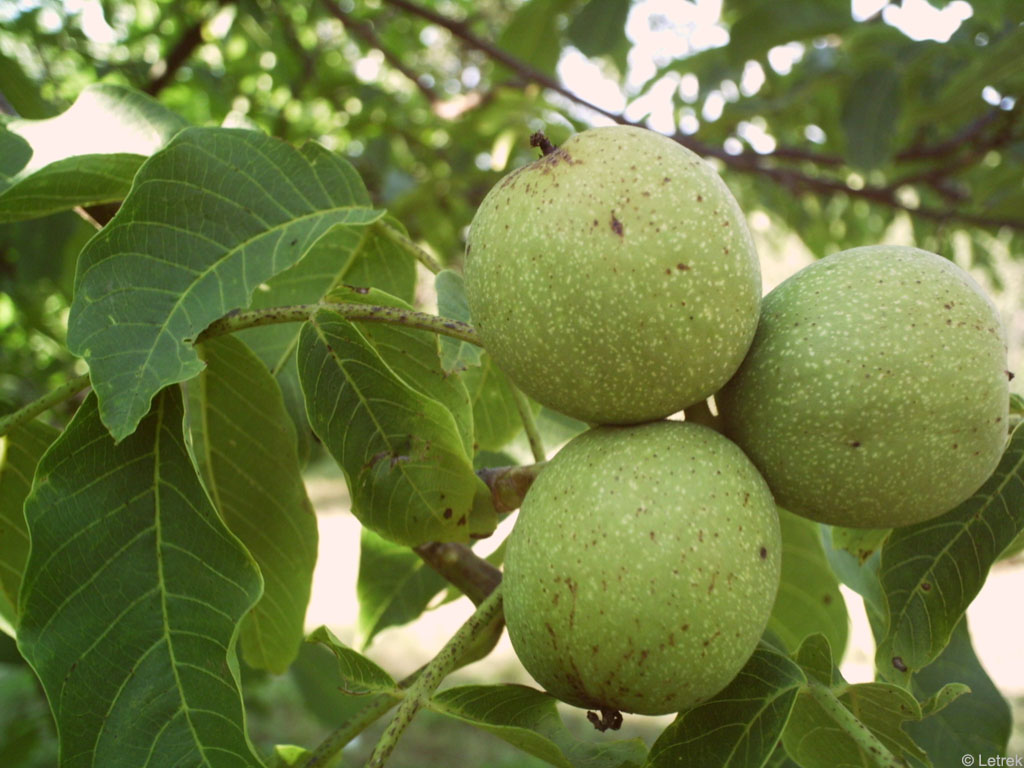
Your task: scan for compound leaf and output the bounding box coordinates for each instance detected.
[356,527,446,648]
[190,335,318,673]
[646,643,805,768]
[17,388,263,768]
[876,423,1024,680]
[0,83,187,222]
[0,419,59,634]
[297,305,496,546]
[67,127,383,442]
[767,509,848,657]
[431,684,647,768]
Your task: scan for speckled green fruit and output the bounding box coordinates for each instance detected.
[503,421,781,715]
[464,125,761,425]
[717,245,1010,529]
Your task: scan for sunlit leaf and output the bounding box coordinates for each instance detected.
[0,83,187,222]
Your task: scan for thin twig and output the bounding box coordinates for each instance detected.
[365,586,504,768]
[195,302,480,346]
[476,462,546,513]
[0,374,91,438]
[804,678,904,768]
[144,0,235,95]
[414,542,502,603]
[510,384,545,462]
[302,695,399,768]
[322,0,439,104]
[373,221,444,274]
[381,0,1024,233]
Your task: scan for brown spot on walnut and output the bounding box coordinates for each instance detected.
[676,263,690,271]
[759,546,768,559]
[610,212,623,236]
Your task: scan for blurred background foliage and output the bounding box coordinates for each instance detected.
[2,1,1023,762]
[2,0,1023,417]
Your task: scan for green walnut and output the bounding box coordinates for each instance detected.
[464,125,761,425]
[503,421,781,715]
[717,245,1010,529]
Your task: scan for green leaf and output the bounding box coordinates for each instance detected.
[236,215,418,466]
[922,24,1024,122]
[462,353,524,452]
[841,68,902,170]
[190,335,318,673]
[0,83,187,222]
[297,304,497,546]
[793,633,836,687]
[306,626,399,694]
[356,527,447,647]
[820,527,886,628]
[905,620,1011,759]
[0,50,57,119]
[876,423,1024,679]
[0,419,58,632]
[237,215,418,374]
[430,684,647,768]
[781,681,925,768]
[324,284,475,458]
[17,388,263,768]
[436,269,482,374]
[767,509,849,657]
[291,640,380,727]
[66,127,383,441]
[646,643,806,768]
[496,0,572,79]
[267,745,313,768]
[0,128,31,192]
[567,0,631,60]
[828,525,890,565]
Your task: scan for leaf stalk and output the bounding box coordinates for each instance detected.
[364,585,504,767]
[196,302,481,347]
[804,678,904,768]
[0,373,91,438]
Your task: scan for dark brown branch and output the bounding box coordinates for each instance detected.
[322,0,440,104]
[414,542,501,604]
[897,108,1007,161]
[144,0,235,96]
[381,0,1024,233]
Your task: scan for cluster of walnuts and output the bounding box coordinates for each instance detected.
[462,126,1010,719]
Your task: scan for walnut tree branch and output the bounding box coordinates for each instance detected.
[381,0,1024,234]
[144,0,235,95]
